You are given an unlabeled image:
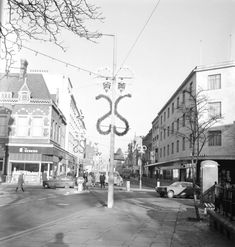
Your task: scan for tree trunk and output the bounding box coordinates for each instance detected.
[192,157,201,220]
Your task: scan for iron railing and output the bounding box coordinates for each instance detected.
[214,185,235,221]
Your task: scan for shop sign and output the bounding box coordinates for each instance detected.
[19,147,38,153]
[9,146,53,155]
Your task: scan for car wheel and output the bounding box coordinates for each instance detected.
[167,190,174,198]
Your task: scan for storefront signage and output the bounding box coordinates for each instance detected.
[9,146,53,155]
[19,147,38,153]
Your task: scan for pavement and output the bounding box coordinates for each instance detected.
[0,183,234,247]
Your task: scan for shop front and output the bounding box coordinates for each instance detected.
[145,159,196,185]
[7,145,54,184]
[6,145,78,184]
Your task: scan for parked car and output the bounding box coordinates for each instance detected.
[43,175,75,188]
[155,181,200,198]
[105,171,124,186]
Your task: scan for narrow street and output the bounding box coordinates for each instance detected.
[0,185,234,247]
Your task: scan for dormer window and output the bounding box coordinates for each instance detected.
[19,91,30,102]
[18,78,31,102]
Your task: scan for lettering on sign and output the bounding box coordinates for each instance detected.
[19,148,38,153]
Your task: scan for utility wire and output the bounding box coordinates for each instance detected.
[6,39,106,78]
[116,0,161,76]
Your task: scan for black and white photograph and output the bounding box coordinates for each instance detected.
[0,0,235,246]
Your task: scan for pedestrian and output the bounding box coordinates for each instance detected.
[83,172,88,190]
[16,173,24,192]
[100,173,105,189]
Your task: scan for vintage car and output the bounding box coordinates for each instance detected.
[105,171,124,186]
[43,175,75,189]
[155,181,200,198]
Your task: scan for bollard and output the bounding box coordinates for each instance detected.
[157,179,160,188]
[126,180,130,192]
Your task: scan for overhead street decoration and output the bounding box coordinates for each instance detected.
[96,93,131,136]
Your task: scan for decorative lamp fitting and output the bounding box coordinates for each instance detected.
[103,80,111,92]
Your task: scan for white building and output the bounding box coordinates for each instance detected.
[147,61,235,184]
[33,72,86,175]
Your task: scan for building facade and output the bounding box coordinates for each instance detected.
[41,73,86,175]
[0,60,81,184]
[146,61,235,184]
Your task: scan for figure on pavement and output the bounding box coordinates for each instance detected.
[16,173,24,192]
[100,173,105,189]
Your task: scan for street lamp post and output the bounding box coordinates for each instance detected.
[108,34,116,208]
[96,34,131,208]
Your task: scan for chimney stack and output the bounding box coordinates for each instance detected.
[19,59,28,81]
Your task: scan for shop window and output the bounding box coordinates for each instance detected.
[25,163,39,172]
[163,170,172,179]
[173,169,179,179]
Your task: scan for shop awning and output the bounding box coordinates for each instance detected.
[145,157,192,170]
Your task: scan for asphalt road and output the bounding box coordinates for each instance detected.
[0,185,195,240]
[0,185,101,239]
[0,185,233,247]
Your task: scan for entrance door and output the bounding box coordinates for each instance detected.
[180,169,186,181]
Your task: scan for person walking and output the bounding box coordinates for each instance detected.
[100,173,105,189]
[16,173,24,192]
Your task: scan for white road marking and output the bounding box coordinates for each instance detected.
[38,197,48,200]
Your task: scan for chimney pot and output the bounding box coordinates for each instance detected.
[19,59,28,80]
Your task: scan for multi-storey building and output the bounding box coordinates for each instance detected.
[147,61,235,184]
[39,73,86,175]
[0,60,82,183]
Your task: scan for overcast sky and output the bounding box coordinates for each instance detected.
[10,0,235,155]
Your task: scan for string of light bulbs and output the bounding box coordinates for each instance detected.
[6,39,106,78]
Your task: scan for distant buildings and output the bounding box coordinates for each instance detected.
[0,59,86,184]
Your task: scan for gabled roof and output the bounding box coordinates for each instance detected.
[0,73,51,99]
[19,79,31,93]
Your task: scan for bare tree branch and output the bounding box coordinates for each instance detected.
[0,0,103,71]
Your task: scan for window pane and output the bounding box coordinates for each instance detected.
[208,74,221,90]
[0,116,7,136]
[31,117,43,137]
[208,131,221,146]
[208,102,221,118]
[17,117,29,136]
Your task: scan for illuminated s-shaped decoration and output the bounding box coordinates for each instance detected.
[96,94,131,136]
